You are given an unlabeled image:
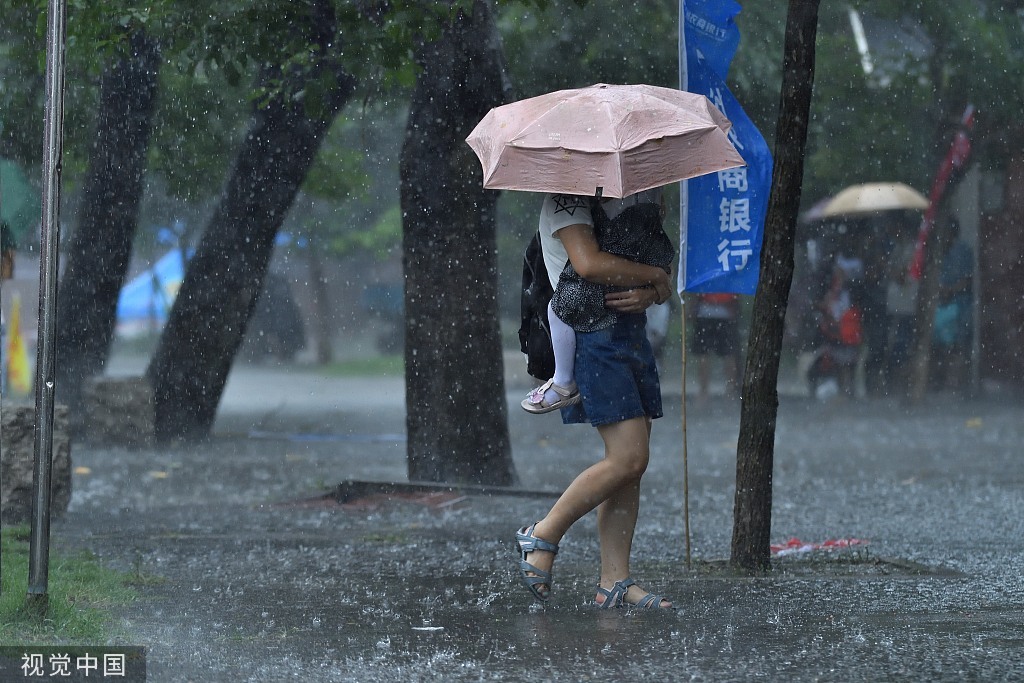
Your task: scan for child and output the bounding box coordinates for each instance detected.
[522,191,674,413]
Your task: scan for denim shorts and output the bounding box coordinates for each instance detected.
[561,313,663,426]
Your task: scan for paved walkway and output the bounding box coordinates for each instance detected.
[51,353,1024,681]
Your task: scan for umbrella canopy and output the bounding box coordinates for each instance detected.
[465,83,744,199]
[821,182,928,217]
[0,157,39,244]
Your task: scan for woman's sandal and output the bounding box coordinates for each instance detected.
[595,577,673,610]
[521,379,580,414]
[515,524,559,602]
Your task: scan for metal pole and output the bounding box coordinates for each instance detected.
[680,298,691,570]
[27,0,67,606]
[678,0,691,571]
[969,214,981,395]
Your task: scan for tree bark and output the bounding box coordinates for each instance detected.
[400,1,517,485]
[306,236,334,365]
[731,0,819,572]
[55,29,160,422]
[907,216,956,403]
[147,2,354,442]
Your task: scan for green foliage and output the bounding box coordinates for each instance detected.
[148,63,251,203]
[4,0,1023,262]
[800,3,933,201]
[318,354,404,377]
[281,101,404,260]
[727,1,1022,204]
[498,0,678,98]
[325,204,401,257]
[1,0,513,249]
[302,117,371,202]
[0,526,137,644]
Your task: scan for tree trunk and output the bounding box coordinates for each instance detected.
[146,2,354,442]
[731,0,819,572]
[907,217,956,403]
[400,1,517,486]
[307,236,334,365]
[55,29,160,422]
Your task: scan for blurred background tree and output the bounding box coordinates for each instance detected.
[1,0,1021,447]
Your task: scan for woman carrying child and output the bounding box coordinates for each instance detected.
[515,191,675,609]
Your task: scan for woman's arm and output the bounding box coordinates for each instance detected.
[557,222,672,303]
[604,287,662,313]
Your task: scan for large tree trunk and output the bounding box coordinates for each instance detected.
[306,237,334,365]
[907,217,955,403]
[146,2,354,442]
[731,0,819,572]
[55,29,160,423]
[400,1,517,485]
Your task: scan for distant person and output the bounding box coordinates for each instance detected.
[688,292,740,401]
[859,226,892,396]
[0,221,14,281]
[884,239,919,396]
[645,299,672,367]
[811,265,863,398]
[932,220,973,390]
[1,221,15,391]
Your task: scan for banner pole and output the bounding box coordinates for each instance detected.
[678,0,691,572]
[681,297,691,569]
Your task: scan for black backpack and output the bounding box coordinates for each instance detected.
[518,231,556,380]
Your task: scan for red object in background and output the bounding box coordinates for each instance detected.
[770,537,869,556]
[910,104,976,279]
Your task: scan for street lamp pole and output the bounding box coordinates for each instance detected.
[27,0,68,607]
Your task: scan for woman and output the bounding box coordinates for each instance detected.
[516,192,674,609]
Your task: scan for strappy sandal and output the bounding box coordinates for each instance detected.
[515,524,559,602]
[595,577,673,610]
[521,379,580,414]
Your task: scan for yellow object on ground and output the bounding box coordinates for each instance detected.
[5,293,32,395]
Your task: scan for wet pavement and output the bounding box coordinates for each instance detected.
[55,353,1024,681]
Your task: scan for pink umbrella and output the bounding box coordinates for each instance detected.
[466,83,745,199]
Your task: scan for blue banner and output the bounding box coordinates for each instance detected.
[679,0,773,294]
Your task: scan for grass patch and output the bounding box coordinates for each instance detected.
[318,355,404,377]
[1,526,137,644]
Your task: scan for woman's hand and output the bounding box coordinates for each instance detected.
[650,269,673,304]
[605,287,662,313]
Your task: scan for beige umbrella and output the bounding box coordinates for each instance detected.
[465,83,744,198]
[821,182,928,217]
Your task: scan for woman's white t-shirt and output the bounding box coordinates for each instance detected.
[538,194,591,291]
[537,191,663,291]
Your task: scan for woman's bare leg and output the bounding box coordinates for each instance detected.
[521,416,650,591]
[593,419,671,607]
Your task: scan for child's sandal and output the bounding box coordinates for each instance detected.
[521,379,580,414]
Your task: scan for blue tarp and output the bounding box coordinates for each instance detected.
[116,249,186,336]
